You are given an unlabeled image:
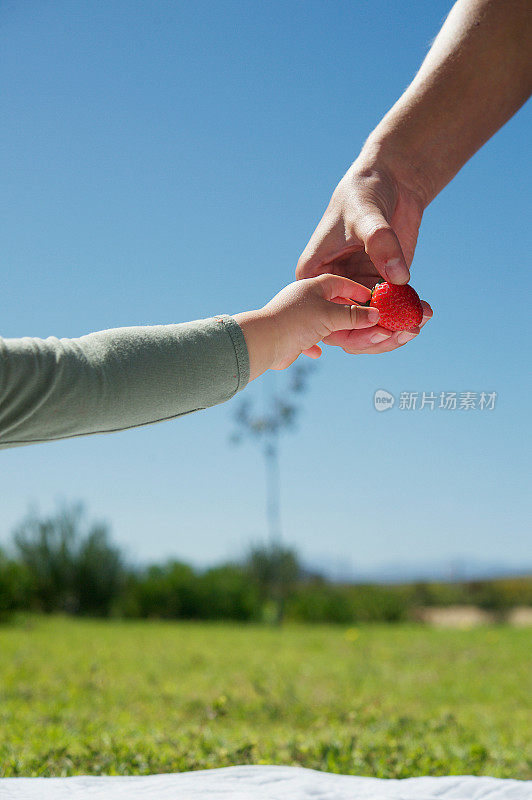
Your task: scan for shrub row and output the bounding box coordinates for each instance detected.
[1,505,531,622]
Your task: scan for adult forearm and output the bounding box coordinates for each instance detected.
[362,0,532,204]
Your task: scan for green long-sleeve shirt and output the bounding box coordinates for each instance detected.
[0,316,249,450]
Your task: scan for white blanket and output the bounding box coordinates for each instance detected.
[0,765,530,800]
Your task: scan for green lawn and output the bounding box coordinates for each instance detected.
[0,617,530,778]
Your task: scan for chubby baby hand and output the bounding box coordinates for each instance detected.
[234,274,382,380]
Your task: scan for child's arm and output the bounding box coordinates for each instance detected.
[0,316,249,449]
[0,275,391,450]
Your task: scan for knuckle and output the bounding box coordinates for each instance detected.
[316,273,332,288]
[295,255,307,279]
[296,255,321,280]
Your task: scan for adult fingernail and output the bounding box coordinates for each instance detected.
[367,307,380,323]
[371,332,391,344]
[384,258,409,284]
[397,331,417,344]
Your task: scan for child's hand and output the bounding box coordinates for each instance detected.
[234,274,383,380]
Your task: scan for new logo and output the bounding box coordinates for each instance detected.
[374,389,395,412]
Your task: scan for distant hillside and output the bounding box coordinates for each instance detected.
[303,555,532,585]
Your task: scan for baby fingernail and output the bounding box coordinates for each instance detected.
[367,307,380,323]
[397,331,417,344]
[371,332,391,344]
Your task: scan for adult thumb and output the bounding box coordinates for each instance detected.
[353,204,410,285]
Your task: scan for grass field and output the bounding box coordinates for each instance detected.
[0,617,530,779]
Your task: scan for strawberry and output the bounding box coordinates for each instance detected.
[369,281,423,332]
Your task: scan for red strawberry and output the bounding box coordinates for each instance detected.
[369,282,423,332]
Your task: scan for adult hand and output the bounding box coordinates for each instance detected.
[296,153,432,354]
[296,0,532,354]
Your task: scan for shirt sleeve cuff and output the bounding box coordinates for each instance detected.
[215,315,250,394]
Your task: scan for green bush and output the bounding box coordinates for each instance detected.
[13,504,124,616]
[196,565,260,620]
[121,562,260,621]
[122,561,198,618]
[0,549,32,618]
[287,581,354,623]
[350,584,410,622]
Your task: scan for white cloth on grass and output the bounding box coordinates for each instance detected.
[0,765,530,800]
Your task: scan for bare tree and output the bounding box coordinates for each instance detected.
[231,363,314,545]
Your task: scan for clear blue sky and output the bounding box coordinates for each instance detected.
[1,0,530,575]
